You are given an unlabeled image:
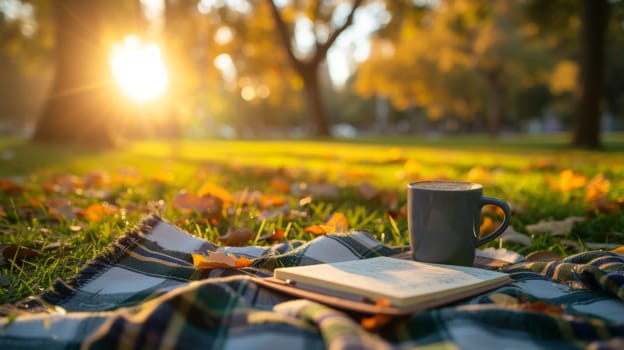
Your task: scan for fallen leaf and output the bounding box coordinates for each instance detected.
[192,251,252,270]
[304,212,349,235]
[525,216,585,236]
[82,203,118,222]
[586,198,622,215]
[172,190,223,214]
[0,204,6,217]
[304,224,336,235]
[612,246,624,254]
[499,227,532,246]
[479,217,498,236]
[269,177,291,194]
[326,212,348,232]
[0,178,26,195]
[257,229,285,242]
[585,173,610,202]
[197,181,232,202]
[259,194,287,209]
[218,226,255,246]
[1,244,41,263]
[550,169,587,192]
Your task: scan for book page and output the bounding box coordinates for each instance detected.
[274,257,509,303]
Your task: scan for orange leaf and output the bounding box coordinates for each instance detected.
[218,226,255,246]
[269,177,291,194]
[585,173,610,202]
[611,246,624,254]
[192,251,251,270]
[479,216,498,236]
[84,203,117,222]
[197,181,232,202]
[259,194,287,209]
[0,178,26,195]
[304,224,336,235]
[326,212,348,232]
[304,212,349,235]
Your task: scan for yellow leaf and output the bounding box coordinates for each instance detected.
[192,251,251,270]
[552,169,586,192]
[197,181,232,202]
[585,173,610,202]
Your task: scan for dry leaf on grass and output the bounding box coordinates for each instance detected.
[525,216,585,236]
[304,212,349,235]
[192,251,251,270]
[499,227,532,246]
[1,244,41,264]
[218,226,255,246]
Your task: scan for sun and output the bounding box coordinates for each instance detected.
[110,35,168,103]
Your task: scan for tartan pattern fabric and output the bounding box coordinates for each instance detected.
[1,215,624,349]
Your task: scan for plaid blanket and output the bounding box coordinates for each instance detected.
[1,215,623,349]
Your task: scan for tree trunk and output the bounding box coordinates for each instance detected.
[301,66,331,136]
[571,0,609,148]
[32,0,116,147]
[481,68,503,135]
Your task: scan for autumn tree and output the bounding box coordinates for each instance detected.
[356,0,547,134]
[571,0,609,148]
[266,0,365,136]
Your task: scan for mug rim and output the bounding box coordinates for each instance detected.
[407,180,482,191]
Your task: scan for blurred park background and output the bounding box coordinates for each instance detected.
[0,0,623,148]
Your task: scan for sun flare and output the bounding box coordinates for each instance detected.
[110,35,168,103]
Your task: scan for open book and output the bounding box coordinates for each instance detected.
[264,256,510,314]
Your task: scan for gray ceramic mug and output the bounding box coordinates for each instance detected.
[407,180,511,266]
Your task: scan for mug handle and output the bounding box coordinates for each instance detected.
[476,197,511,246]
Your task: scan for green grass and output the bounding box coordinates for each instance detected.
[1,134,624,304]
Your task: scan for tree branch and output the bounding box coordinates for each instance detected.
[313,0,365,65]
[267,0,304,73]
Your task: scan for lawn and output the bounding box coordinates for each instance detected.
[1,134,623,304]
